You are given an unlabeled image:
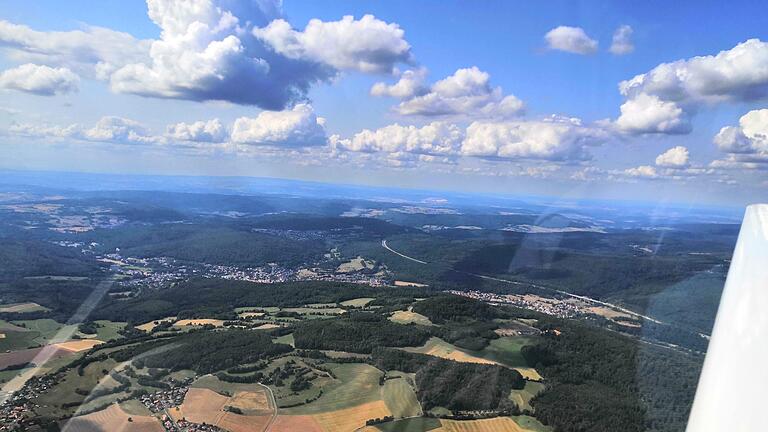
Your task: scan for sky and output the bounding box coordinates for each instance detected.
[0,0,767,207]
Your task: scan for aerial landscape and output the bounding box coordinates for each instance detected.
[0,0,766,431]
[0,173,740,431]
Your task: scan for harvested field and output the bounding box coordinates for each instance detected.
[174,318,225,327]
[171,388,229,424]
[271,415,323,432]
[218,412,271,432]
[514,368,542,381]
[136,317,176,332]
[404,338,498,365]
[254,323,280,330]
[394,281,428,287]
[0,302,49,313]
[62,403,163,432]
[171,387,272,432]
[238,311,266,318]
[55,339,103,352]
[313,400,391,432]
[439,417,531,432]
[229,390,271,413]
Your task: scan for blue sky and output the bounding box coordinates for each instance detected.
[0,0,767,206]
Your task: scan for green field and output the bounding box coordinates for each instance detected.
[281,363,384,415]
[34,357,122,418]
[512,415,553,432]
[476,336,537,368]
[340,297,375,307]
[0,329,39,351]
[120,399,155,416]
[509,381,546,412]
[274,333,295,347]
[375,417,442,432]
[90,320,127,341]
[10,319,77,346]
[381,372,421,418]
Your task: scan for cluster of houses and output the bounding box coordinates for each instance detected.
[140,385,188,413]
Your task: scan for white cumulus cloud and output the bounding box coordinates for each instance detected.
[460,116,607,161]
[620,39,768,104]
[0,63,79,95]
[335,122,462,156]
[370,68,427,99]
[624,165,658,178]
[544,26,598,55]
[254,14,412,74]
[714,109,768,162]
[615,93,691,134]
[374,67,524,119]
[609,25,634,55]
[231,104,326,147]
[614,39,768,134]
[655,146,689,167]
[166,119,227,143]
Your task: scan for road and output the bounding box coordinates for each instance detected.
[380,238,662,324]
[262,383,278,432]
[381,240,428,264]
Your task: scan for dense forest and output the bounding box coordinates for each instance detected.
[82,223,326,267]
[372,348,524,411]
[293,312,432,353]
[116,330,293,374]
[522,319,703,432]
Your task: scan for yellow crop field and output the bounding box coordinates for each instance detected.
[54,339,103,352]
[439,417,532,432]
[171,388,229,424]
[405,338,499,365]
[313,400,392,432]
[229,390,271,413]
[62,403,163,432]
[174,318,225,327]
[136,316,176,332]
[271,415,323,432]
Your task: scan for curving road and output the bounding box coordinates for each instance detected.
[380,238,662,324]
[381,240,428,264]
